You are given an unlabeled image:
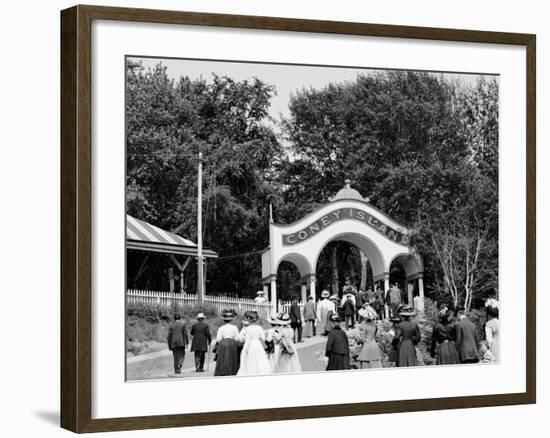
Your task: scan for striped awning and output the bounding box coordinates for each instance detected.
[126,215,218,258]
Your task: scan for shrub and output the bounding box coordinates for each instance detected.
[126,301,225,356]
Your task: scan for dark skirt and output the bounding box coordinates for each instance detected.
[436,341,460,365]
[397,340,418,367]
[214,338,240,376]
[326,353,351,371]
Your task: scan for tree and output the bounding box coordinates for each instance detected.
[126,61,282,296]
[280,71,498,307]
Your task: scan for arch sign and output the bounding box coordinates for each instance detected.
[282,207,410,246]
[261,181,424,312]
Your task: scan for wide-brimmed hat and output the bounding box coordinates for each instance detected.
[196,312,206,319]
[277,312,291,325]
[267,313,280,325]
[321,290,330,298]
[399,306,415,317]
[329,295,338,301]
[244,310,259,321]
[222,310,234,321]
[361,308,377,321]
[256,290,264,295]
[330,314,342,322]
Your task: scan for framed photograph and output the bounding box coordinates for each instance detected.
[60,5,536,433]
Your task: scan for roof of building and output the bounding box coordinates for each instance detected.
[126,214,218,258]
[330,179,369,202]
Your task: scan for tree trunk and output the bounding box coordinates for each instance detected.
[360,250,368,291]
[331,245,339,297]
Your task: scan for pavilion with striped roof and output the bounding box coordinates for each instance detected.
[127,214,217,258]
[126,215,217,293]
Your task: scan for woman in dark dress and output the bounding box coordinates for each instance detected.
[430,310,459,365]
[325,315,351,370]
[213,310,241,376]
[394,307,421,367]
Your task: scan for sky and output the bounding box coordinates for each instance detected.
[131,56,494,124]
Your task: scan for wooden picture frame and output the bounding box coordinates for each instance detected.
[60,4,536,433]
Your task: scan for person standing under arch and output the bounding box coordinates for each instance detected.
[317,290,335,335]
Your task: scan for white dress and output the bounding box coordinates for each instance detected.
[237,324,272,376]
[485,318,499,361]
[273,327,302,374]
[265,328,281,372]
[317,299,336,332]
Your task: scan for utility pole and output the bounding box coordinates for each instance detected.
[197,151,204,303]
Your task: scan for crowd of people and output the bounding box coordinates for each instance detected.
[167,309,303,377]
[167,284,500,377]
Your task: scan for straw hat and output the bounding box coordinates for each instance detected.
[256,290,265,295]
[321,290,330,298]
[267,313,280,325]
[196,312,206,320]
[329,295,338,301]
[330,314,342,322]
[277,312,291,325]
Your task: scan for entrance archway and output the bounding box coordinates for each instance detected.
[261,181,424,313]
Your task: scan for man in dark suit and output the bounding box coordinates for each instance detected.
[167,313,189,374]
[455,308,479,363]
[190,312,212,372]
[342,293,356,329]
[289,295,303,343]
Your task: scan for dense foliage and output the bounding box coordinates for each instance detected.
[126,61,499,310]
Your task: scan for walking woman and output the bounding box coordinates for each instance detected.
[237,311,271,376]
[265,313,281,372]
[214,310,241,376]
[430,309,459,365]
[317,290,335,335]
[273,313,302,373]
[325,314,351,370]
[394,307,421,367]
[485,307,499,362]
[356,309,383,369]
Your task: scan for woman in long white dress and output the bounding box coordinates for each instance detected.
[317,290,336,335]
[237,311,272,376]
[485,307,499,361]
[273,313,302,374]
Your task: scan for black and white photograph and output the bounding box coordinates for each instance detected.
[125,56,500,381]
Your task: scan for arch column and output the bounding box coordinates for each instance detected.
[309,274,317,302]
[416,275,425,312]
[270,276,277,313]
[301,283,307,304]
[263,275,278,314]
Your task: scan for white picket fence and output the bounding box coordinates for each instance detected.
[127,289,272,319]
[278,301,304,315]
